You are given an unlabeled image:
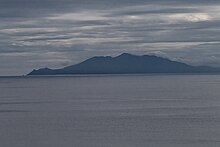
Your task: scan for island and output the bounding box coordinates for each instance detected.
[28,53,220,75]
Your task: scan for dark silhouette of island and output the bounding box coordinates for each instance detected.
[28,53,220,75]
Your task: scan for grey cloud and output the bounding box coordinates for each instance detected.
[1,0,220,75]
[0,0,219,19]
[106,8,200,17]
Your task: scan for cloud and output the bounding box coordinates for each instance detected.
[1,0,220,75]
[167,13,212,22]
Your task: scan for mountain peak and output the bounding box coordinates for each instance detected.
[27,53,220,75]
[117,53,135,57]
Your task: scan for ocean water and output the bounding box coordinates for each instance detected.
[0,75,220,147]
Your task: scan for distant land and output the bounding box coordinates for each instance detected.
[28,53,220,75]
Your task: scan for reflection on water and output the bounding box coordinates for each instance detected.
[0,75,220,147]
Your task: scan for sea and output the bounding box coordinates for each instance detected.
[0,74,220,147]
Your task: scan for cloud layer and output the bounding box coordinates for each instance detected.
[1,0,220,75]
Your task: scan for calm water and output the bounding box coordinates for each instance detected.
[0,75,220,147]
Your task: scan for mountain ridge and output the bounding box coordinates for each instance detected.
[28,53,220,75]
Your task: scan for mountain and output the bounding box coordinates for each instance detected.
[28,53,220,75]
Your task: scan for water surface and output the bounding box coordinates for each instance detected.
[0,75,220,147]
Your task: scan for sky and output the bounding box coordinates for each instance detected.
[1,0,220,75]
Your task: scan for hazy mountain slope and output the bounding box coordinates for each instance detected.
[28,53,220,75]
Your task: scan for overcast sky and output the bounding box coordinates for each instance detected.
[1,0,220,75]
